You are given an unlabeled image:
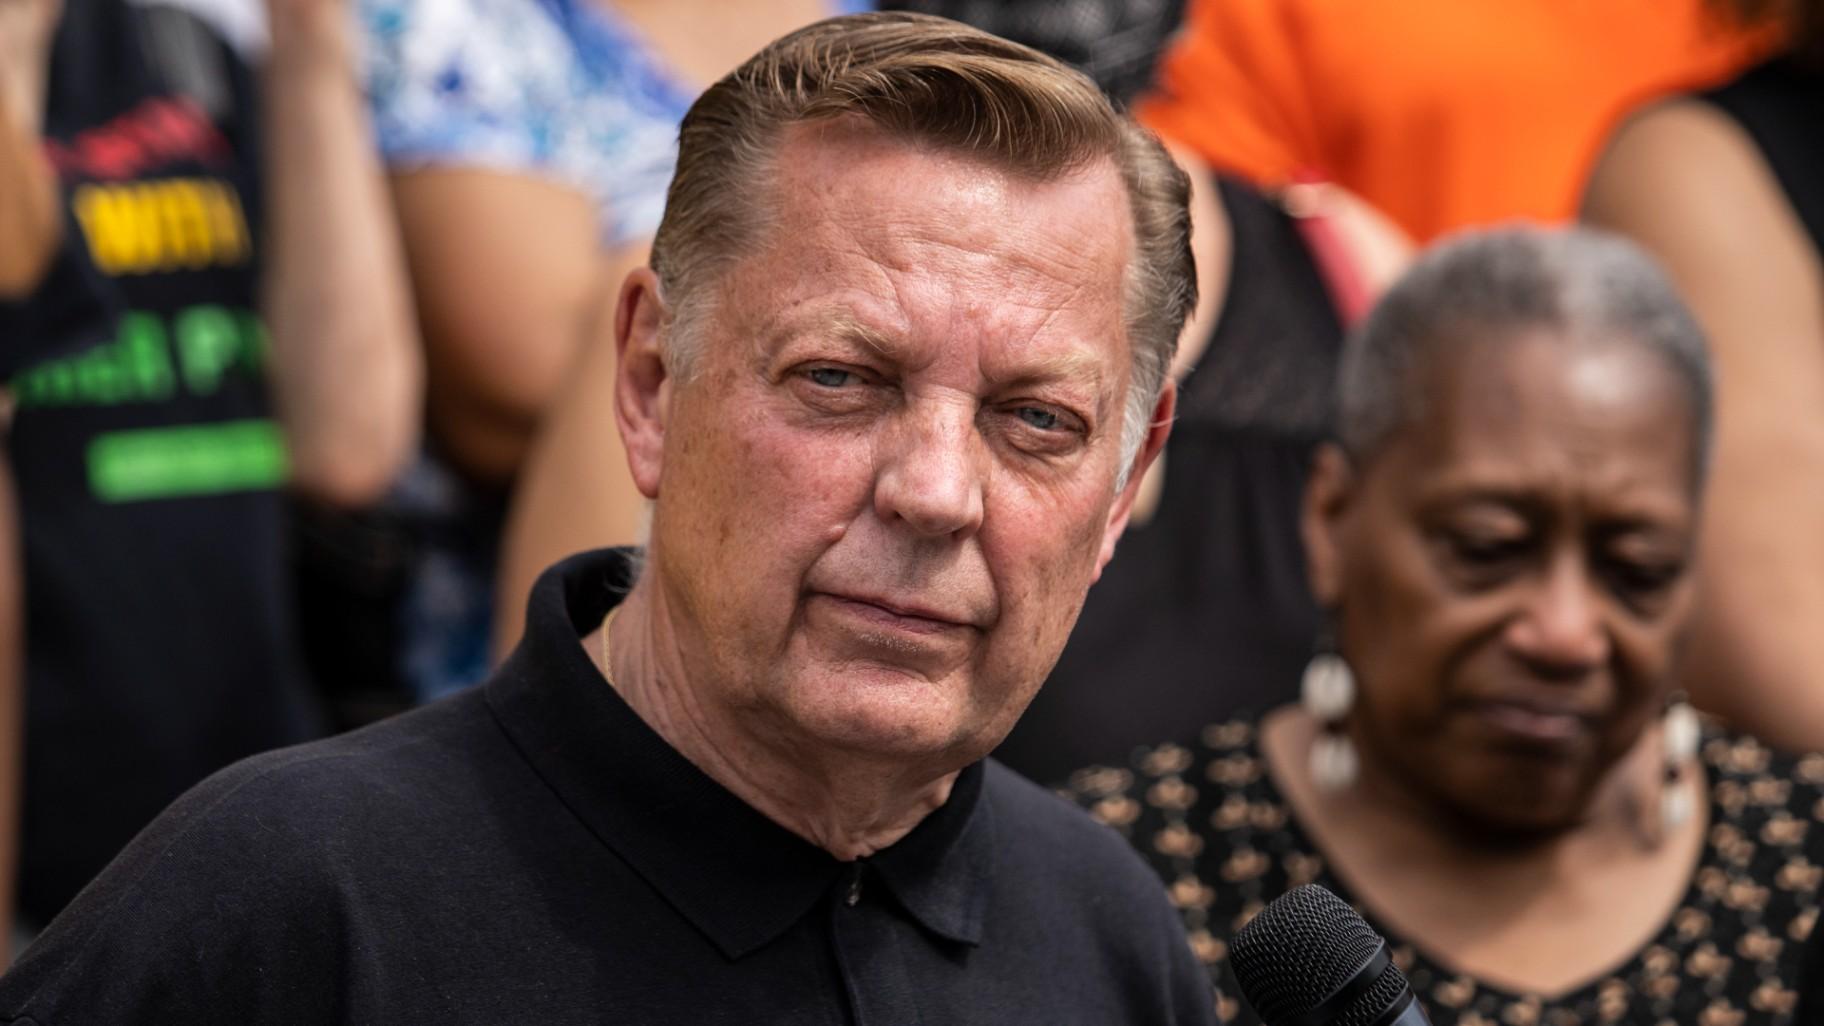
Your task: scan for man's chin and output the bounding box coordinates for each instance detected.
[783,700,989,768]
[762,660,1018,766]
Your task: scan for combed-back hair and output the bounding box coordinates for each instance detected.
[649,11,1195,479]
[1336,226,1715,483]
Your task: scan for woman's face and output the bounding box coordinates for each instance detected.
[1304,332,1702,833]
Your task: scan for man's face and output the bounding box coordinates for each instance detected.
[633,123,1163,767]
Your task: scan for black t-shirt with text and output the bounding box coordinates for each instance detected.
[0,0,321,926]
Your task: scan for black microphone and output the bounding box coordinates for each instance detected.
[1229,884,1431,1026]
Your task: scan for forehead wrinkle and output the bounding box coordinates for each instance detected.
[772,144,1128,328]
[859,238,1123,399]
[767,124,1130,275]
[811,174,1126,305]
[1008,295,1121,424]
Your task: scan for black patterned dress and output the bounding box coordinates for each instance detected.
[1063,720,1824,1025]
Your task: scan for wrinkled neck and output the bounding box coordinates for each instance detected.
[594,580,959,861]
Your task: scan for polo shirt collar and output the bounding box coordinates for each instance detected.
[487,548,994,959]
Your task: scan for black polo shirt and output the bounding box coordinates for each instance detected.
[0,549,1216,1025]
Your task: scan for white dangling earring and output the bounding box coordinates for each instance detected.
[1660,694,1701,831]
[1302,650,1358,792]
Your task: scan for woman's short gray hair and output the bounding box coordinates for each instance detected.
[648,11,1195,484]
[1336,225,1714,482]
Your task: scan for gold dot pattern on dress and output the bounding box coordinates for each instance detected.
[1062,722,1824,1025]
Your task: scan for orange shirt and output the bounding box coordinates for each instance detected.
[1138,0,1773,240]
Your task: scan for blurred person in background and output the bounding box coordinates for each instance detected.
[1583,0,1824,753]
[493,2,1412,787]
[1068,228,1824,1025]
[342,0,867,708]
[1138,0,1776,244]
[0,0,417,932]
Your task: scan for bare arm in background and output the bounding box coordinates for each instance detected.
[392,168,605,488]
[0,0,60,297]
[1585,101,1824,751]
[490,244,648,656]
[262,0,421,506]
[0,0,59,950]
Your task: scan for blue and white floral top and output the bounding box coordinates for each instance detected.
[358,0,869,248]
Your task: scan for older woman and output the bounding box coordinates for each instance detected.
[1069,227,1824,1024]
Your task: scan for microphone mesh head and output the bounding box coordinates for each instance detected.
[1230,884,1412,1026]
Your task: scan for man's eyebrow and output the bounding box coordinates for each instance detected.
[1000,349,1109,385]
[766,311,899,357]
[823,314,899,359]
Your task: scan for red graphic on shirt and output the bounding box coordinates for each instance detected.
[44,97,229,182]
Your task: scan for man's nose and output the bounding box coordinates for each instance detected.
[873,405,986,541]
[1505,554,1611,675]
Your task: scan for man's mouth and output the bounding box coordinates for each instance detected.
[813,592,975,634]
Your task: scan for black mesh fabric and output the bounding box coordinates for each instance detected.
[1231,884,1412,1026]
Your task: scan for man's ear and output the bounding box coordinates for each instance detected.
[614,267,671,500]
[1094,381,1177,579]
[1301,442,1356,607]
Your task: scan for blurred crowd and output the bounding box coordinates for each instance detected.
[0,0,1821,1021]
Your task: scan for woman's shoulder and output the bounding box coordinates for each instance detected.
[1584,91,1811,260]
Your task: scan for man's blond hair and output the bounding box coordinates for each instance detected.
[650,12,1195,476]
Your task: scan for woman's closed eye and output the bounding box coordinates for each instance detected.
[1602,552,1687,603]
[1453,534,1529,563]
[1433,525,1535,590]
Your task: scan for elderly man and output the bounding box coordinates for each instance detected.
[0,13,1212,1024]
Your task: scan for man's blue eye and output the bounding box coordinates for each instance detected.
[1017,407,1059,430]
[807,368,852,388]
